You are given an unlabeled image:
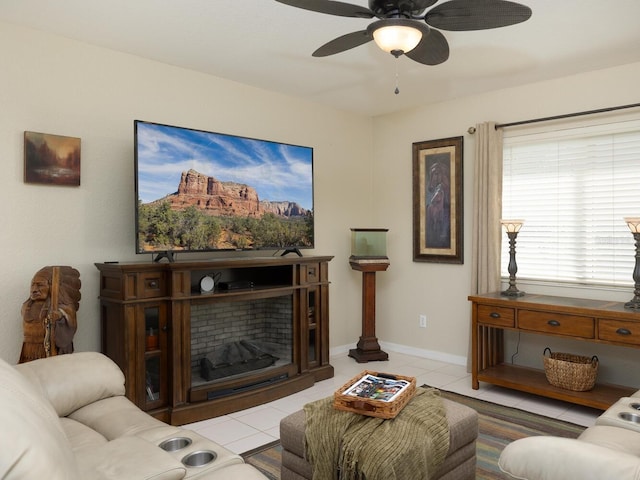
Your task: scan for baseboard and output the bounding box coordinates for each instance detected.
[330,342,467,367]
[329,344,351,356]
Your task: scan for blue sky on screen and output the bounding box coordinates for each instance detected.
[136,122,313,210]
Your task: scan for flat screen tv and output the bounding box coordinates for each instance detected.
[134,120,314,261]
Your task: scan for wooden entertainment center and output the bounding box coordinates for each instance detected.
[96,255,333,425]
[470,292,640,410]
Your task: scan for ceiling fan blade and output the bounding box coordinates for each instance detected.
[275,0,374,18]
[370,0,439,16]
[409,0,440,8]
[312,30,373,57]
[425,0,532,31]
[405,28,449,65]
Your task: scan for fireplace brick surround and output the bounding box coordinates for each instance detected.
[191,297,293,382]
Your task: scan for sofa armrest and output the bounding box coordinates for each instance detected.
[15,352,126,417]
[499,436,640,480]
[76,436,186,480]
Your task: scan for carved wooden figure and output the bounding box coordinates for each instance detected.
[19,266,81,363]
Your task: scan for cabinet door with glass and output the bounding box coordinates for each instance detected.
[138,302,168,410]
[306,287,320,369]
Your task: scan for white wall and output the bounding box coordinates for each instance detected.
[372,62,640,385]
[0,21,373,363]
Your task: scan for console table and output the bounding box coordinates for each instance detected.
[469,292,640,409]
[96,256,333,425]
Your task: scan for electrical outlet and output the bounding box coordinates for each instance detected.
[419,314,427,328]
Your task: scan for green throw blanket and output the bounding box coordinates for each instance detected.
[303,387,450,480]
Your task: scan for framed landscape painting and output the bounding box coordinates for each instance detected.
[412,136,463,264]
[24,131,81,186]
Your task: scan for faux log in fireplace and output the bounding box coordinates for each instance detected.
[96,256,333,425]
[199,340,280,382]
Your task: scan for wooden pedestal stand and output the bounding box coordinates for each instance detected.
[348,259,389,363]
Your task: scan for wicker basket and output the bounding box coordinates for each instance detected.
[543,347,598,391]
[334,371,416,419]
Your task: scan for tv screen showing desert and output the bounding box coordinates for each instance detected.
[135,122,314,252]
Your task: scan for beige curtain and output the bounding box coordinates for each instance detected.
[471,122,503,295]
[467,122,503,372]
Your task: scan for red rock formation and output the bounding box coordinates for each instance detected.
[155,169,306,218]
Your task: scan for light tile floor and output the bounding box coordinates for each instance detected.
[183,351,602,454]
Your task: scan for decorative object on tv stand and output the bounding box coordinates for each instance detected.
[199,272,220,294]
[348,228,390,363]
[624,217,640,310]
[146,327,159,351]
[501,219,525,297]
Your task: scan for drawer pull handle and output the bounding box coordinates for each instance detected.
[616,328,632,336]
[547,320,561,327]
[148,281,158,288]
[489,312,501,319]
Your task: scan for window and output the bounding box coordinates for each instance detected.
[501,117,640,287]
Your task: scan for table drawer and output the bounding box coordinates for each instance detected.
[138,272,166,298]
[518,310,595,338]
[304,263,320,284]
[599,319,640,346]
[477,305,515,327]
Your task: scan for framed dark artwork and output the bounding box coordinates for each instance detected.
[412,136,463,263]
[24,131,81,186]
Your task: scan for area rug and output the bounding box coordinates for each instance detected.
[241,389,587,480]
[242,439,282,480]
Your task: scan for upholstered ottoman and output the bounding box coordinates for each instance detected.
[279,397,478,480]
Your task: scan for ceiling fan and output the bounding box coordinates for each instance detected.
[275,0,532,65]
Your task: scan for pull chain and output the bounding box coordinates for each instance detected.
[394,61,400,95]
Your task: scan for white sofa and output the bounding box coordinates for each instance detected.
[499,394,640,479]
[0,351,268,480]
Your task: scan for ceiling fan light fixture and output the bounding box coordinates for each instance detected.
[368,19,428,56]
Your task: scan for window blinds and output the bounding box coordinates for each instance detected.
[501,118,640,286]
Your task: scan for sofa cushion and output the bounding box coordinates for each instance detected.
[60,417,109,453]
[0,356,79,479]
[16,351,125,417]
[70,395,167,439]
[579,425,640,457]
